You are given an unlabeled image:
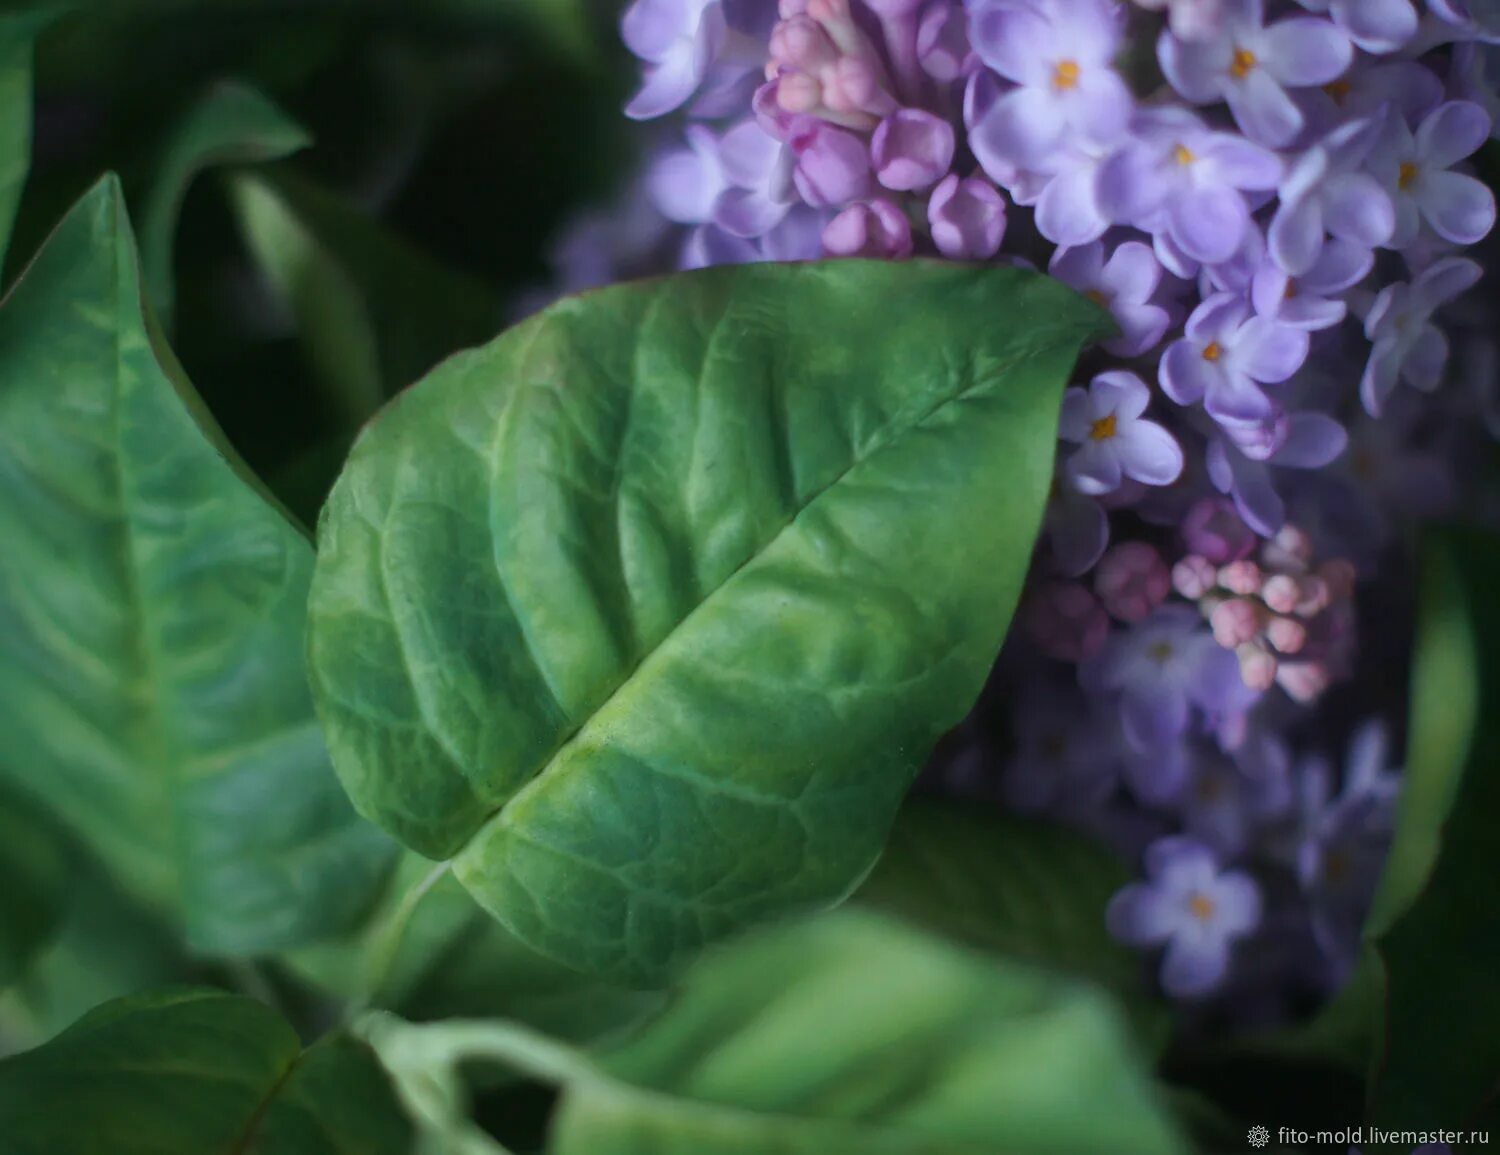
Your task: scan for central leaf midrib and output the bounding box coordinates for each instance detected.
[445,316,1078,866]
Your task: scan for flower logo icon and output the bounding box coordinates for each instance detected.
[1248,1124,1271,1149]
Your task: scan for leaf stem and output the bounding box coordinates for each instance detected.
[347,860,452,1021]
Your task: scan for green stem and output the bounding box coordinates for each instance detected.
[346,860,452,1021]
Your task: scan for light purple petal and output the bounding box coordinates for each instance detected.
[1161,935,1231,997]
[1161,338,1217,405]
[1269,197,1324,275]
[1236,317,1309,383]
[1272,412,1348,467]
[1412,257,1483,311]
[1361,336,1404,416]
[1106,301,1172,357]
[1417,170,1496,245]
[1172,184,1249,263]
[1035,163,1109,245]
[1092,369,1152,420]
[1212,871,1263,935]
[1107,884,1178,946]
[1158,28,1228,103]
[1303,237,1372,293]
[976,87,1067,169]
[1100,240,1162,301]
[1260,18,1353,87]
[714,188,790,237]
[1067,441,1125,495]
[1417,100,1492,169]
[1145,835,1218,885]
[1403,324,1450,390]
[1049,487,1110,576]
[1117,422,1186,486]
[1122,679,1190,749]
[1058,387,1093,443]
[1096,145,1168,225]
[1226,67,1302,148]
[1073,68,1135,146]
[969,5,1052,86]
[1227,451,1285,535]
[1331,0,1417,52]
[1197,133,1284,191]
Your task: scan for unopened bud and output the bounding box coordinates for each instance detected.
[1266,615,1308,655]
[1219,560,1263,596]
[1261,573,1302,615]
[1277,660,1331,703]
[1173,554,1218,600]
[1237,642,1278,691]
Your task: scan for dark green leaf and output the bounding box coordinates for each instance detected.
[0,989,412,1154]
[0,786,69,990]
[288,850,662,1044]
[307,260,1108,983]
[363,910,1189,1155]
[228,169,501,425]
[856,799,1169,1049]
[139,79,310,331]
[0,177,393,955]
[1367,527,1500,1146]
[0,5,59,272]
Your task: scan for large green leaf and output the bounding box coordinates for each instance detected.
[139,79,311,332]
[856,800,1168,1049]
[228,169,501,426]
[363,910,1189,1155]
[0,785,69,990]
[0,5,58,273]
[0,176,393,954]
[1366,527,1500,1147]
[307,261,1107,983]
[0,989,412,1154]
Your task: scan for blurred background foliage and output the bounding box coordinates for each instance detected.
[6,0,634,526]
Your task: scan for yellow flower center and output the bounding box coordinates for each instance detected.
[1085,288,1111,307]
[1189,892,1217,921]
[1148,640,1175,663]
[1231,48,1257,79]
[1202,341,1222,362]
[1399,161,1420,190]
[1173,144,1195,166]
[1284,279,1299,300]
[1089,414,1118,441]
[1324,78,1353,104]
[1054,59,1081,90]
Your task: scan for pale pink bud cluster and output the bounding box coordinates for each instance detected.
[767,0,896,129]
[1172,523,1356,703]
[1094,542,1170,623]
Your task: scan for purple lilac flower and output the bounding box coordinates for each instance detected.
[1251,241,1369,331]
[1367,100,1496,248]
[1083,605,1245,750]
[1108,836,1263,997]
[1158,0,1353,148]
[1001,681,1119,816]
[1161,292,1309,431]
[1050,241,1171,356]
[1206,411,1349,536]
[1135,0,1227,41]
[1268,116,1393,276]
[1097,108,1282,265]
[1361,257,1484,415]
[623,0,728,120]
[1059,371,1185,495]
[715,119,796,236]
[967,0,1132,169]
[871,107,954,190]
[928,174,1007,259]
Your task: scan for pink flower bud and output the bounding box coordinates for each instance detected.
[1219,560,1263,597]
[776,71,824,113]
[1263,523,1314,571]
[1025,582,1110,664]
[917,1,971,81]
[1181,497,1256,564]
[1212,597,1264,648]
[1266,615,1308,655]
[871,108,954,191]
[823,57,893,118]
[791,120,873,205]
[1095,542,1170,623]
[1277,660,1331,704]
[1172,554,1218,600]
[1295,575,1330,616]
[1261,573,1301,615]
[821,198,913,259]
[771,16,838,71]
[928,173,1007,260]
[1237,642,1278,691]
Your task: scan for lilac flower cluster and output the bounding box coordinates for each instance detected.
[578,0,1500,1017]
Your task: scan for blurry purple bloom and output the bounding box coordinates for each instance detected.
[1293,0,1418,53]
[1181,496,1257,563]
[1206,412,1348,536]
[714,119,795,237]
[1368,100,1496,247]
[1135,0,1227,41]
[1050,241,1171,357]
[760,205,829,260]
[1024,581,1111,665]
[1251,239,1371,331]
[647,124,726,224]
[1180,739,1292,855]
[1107,836,1263,997]
[1083,605,1246,750]
[1269,116,1393,275]
[872,107,954,191]
[1095,541,1171,623]
[916,0,973,81]
[928,174,1007,259]
[1361,257,1484,415]
[790,118,873,206]
[1046,478,1110,577]
[1060,371,1185,495]
[1161,293,1309,430]
[820,198,912,258]
[1295,59,1443,137]
[1159,0,1352,147]
[1098,108,1282,264]
[1002,681,1120,817]
[968,0,1132,168]
[681,223,760,268]
[623,0,727,119]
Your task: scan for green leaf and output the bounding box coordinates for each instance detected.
[362,910,1190,1155]
[287,850,663,1045]
[307,260,1108,984]
[1366,527,1500,1146]
[0,5,59,273]
[228,170,501,426]
[0,989,412,1154]
[139,79,311,332]
[0,785,69,990]
[0,176,393,955]
[856,800,1169,1050]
